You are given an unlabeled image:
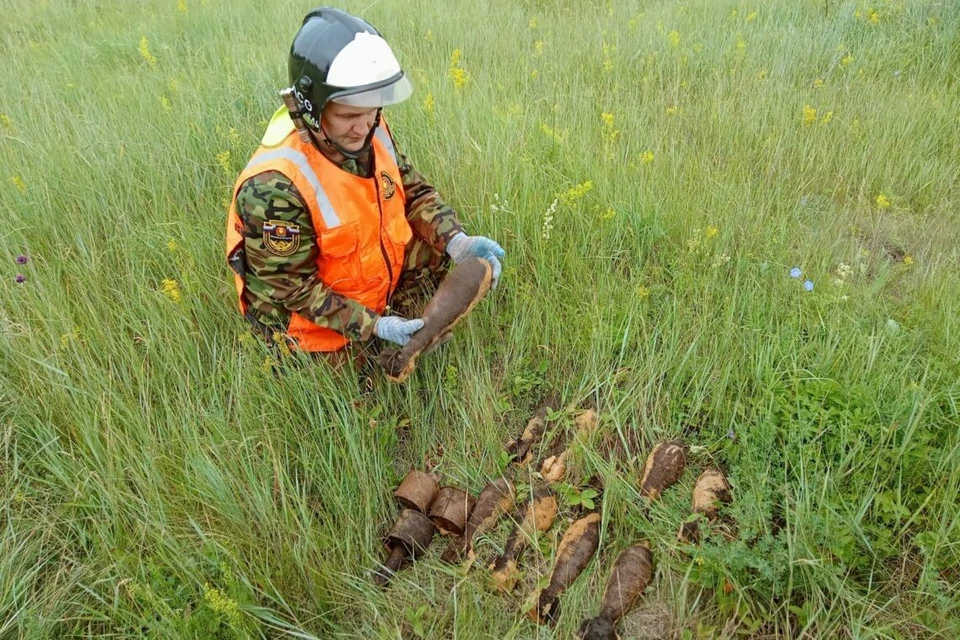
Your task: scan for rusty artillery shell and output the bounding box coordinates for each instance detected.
[677,468,732,543]
[429,487,476,536]
[373,509,437,587]
[639,439,687,500]
[577,542,654,639]
[394,470,439,513]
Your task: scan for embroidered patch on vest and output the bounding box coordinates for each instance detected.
[380,171,397,200]
[263,220,301,256]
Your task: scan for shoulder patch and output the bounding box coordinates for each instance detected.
[263,220,301,256]
[380,171,397,200]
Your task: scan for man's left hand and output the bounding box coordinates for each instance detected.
[446,232,505,289]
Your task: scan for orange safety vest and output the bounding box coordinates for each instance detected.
[226,106,412,352]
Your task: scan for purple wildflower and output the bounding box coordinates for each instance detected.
[15,274,25,284]
[790,267,802,278]
[726,428,736,441]
[16,255,28,265]
[804,280,814,292]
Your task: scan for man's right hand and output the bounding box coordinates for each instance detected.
[374,316,425,347]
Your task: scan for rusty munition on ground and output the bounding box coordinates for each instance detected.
[527,512,602,625]
[429,487,476,537]
[639,439,687,501]
[372,509,436,587]
[577,542,654,639]
[677,468,732,543]
[489,486,558,593]
[505,415,547,466]
[441,478,515,564]
[380,257,492,382]
[394,470,439,514]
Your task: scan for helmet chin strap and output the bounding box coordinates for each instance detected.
[317,108,382,160]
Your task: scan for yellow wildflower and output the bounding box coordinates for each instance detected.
[167,239,178,252]
[746,11,758,22]
[756,69,767,80]
[60,327,82,349]
[177,0,187,14]
[160,95,172,111]
[448,49,469,89]
[539,123,565,144]
[139,36,157,69]
[600,112,619,143]
[841,53,853,68]
[636,285,650,301]
[875,193,891,209]
[599,207,615,221]
[868,9,879,24]
[639,150,655,164]
[530,69,539,79]
[529,17,538,29]
[227,128,241,148]
[602,41,616,72]
[202,583,242,628]
[666,105,678,116]
[559,181,593,207]
[902,255,913,266]
[802,104,817,126]
[271,332,292,358]
[161,278,182,303]
[736,34,746,52]
[0,114,11,129]
[628,13,644,29]
[422,92,434,113]
[668,30,680,48]
[10,175,26,195]
[820,111,833,125]
[216,150,231,174]
[705,226,719,239]
[814,78,824,88]
[534,40,543,56]
[424,29,433,41]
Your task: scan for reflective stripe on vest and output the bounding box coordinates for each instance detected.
[244,148,342,229]
[374,126,398,165]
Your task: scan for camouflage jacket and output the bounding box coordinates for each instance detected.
[234,139,463,342]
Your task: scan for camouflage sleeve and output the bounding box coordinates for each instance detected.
[398,154,465,253]
[236,171,379,342]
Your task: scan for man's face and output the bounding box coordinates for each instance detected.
[320,102,378,153]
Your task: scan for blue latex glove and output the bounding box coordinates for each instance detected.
[374,316,424,347]
[445,232,505,289]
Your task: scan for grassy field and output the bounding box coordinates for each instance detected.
[1,0,959,637]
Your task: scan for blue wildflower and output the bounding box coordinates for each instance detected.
[790,267,802,278]
[804,280,814,292]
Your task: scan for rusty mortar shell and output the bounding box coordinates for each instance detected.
[428,487,476,536]
[394,470,439,514]
[373,509,436,587]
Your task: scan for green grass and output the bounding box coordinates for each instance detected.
[1,0,958,637]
